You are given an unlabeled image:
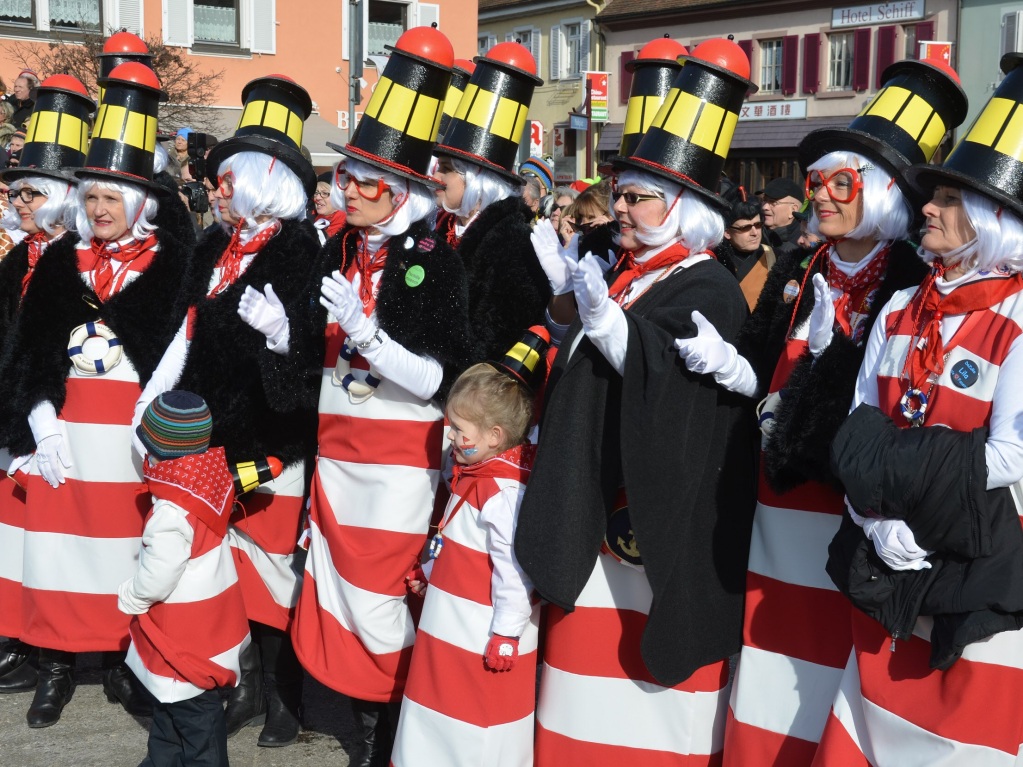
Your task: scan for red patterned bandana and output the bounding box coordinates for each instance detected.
[315,210,347,240]
[142,447,236,538]
[342,229,388,316]
[208,220,281,297]
[827,244,891,342]
[21,231,49,299]
[608,242,697,305]
[81,233,159,302]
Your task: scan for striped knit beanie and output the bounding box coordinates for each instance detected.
[137,390,213,460]
[519,156,554,196]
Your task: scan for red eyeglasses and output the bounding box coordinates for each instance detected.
[805,167,865,204]
[334,165,392,202]
[216,172,235,199]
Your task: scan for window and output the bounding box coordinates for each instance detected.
[367,0,407,56]
[194,0,238,44]
[550,19,589,80]
[478,34,494,57]
[507,26,541,72]
[0,0,32,26]
[760,38,783,93]
[0,0,103,31]
[565,22,582,77]
[828,32,854,91]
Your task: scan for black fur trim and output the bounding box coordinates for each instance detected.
[0,240,29,350]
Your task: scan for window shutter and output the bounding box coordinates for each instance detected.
[580,20,591,73]
[531,27,542,74]
[620,50,635,104]
[163,0,192,47]
[781,35,798,95]
[737,38,753,67]
[418,3,439,30]
[506,32,514,42]
[251,0,275,54]
[550,25,561,81]
[802,33,820,94]
[117,0,143,34]
[876,25,897,87]
[853,27,872,91]
[914,20,935,59]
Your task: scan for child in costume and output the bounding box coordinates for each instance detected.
[392,330,549,767]
[119,390,250,767]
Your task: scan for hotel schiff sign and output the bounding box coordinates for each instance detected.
[832,1,925,29]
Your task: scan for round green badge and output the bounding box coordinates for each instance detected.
[405,264,425,287]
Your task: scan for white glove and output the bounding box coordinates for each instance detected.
[28,402,72,488]
[808,273,836,357]
[238,283,290,353]
[675,311,735,375]
[572,252,612,329]
[530,219,578,296]
[320,271,376,346]
[848,504,932,571]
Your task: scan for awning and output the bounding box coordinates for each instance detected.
[595,122,623,152]
[729,116,851,150]
[184,107,349,168]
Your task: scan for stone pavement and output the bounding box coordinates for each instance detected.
[0,653,357,766]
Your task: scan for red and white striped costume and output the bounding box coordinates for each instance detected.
[813,273,1023,767]
[19,244,155,652]
[292,279,446,702]
[122,449,250,702]
[392,445,540,767]
[0,451,27,638]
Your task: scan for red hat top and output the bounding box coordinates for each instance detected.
[690,38,751,81]
[481,41,538,77]
[453,58,476,76]
[39,74,90,98]
[392,25,454,70]
[101,31,151,56]
[632,37,688,68]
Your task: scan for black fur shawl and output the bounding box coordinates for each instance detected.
[175,218,320,466]
[740,240,927,492]
[294,218,473,403]
[0,219,194,455]
[0,239,31,353]
[452,195,551,361]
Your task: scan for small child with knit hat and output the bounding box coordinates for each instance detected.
[118,390,250,767]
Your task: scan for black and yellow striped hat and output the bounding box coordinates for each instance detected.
[96,31,158,107]
[613,38,757,212]
[438,58,475,143]
[331,26,453,189]
[2,74,94,184]
[618,37,688,160]
[206,74,316,197]
[74,62,168,195]
[906,53,1023,218]
[434,42,542,185]
[489,324,551,392]
[800,57,967,193]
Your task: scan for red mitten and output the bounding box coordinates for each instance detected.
[405,565,428,597]
[484,635,519,672]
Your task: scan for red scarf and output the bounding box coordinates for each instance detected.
[902,266,1023,390]
[81,233,158,302]
[21,231,49,299]
[142,447,235,538]
[315,210,347,240]
[827,244,891,342]
[208,221,281,297]
[437,211,460,247]
[342,229,388,316]
[608,243,697,305]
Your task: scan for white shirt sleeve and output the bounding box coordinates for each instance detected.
[582,300,628,376]
[850,298,892,411]
[480,485,535,638]
[117,501,194,614]
[357,328,444,401]
[986,331,1023,489]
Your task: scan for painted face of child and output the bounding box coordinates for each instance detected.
[446,409,501,465]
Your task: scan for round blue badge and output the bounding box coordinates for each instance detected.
[950,359,979,389]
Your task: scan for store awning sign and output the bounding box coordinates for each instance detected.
[739,99,808,121]
[585,72,610,123]
[832,1,925,29]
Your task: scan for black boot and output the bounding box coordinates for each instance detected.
[224,634,266,737]
[0,640,37,693]
[350,698,390,767]
[102,652,153,717]
[257,627,302,747]
[26,649,74,728]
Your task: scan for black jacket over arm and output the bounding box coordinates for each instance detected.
[515,258,757,687]
[827,404,1023,669]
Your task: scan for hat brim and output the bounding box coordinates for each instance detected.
[328,142,443,190]
[904,163,1023,221]
[207,135,316,198]
[72,167,171,196]
[798,128,911,180]
[611,155,730,212]
[432,145,525,186]
[0,167,79,184]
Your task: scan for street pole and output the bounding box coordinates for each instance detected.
[585,78,592,179]
[348,0,363,141]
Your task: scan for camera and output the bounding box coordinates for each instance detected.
[187,131,212,182]
[179,181,209,213]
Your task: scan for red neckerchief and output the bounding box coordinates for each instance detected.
[437,211,459,247]
[608,242,696,305]
[21,231,49,299]
[208,220,281,297]
[901,265,1023,389]
[827,244,891,341]
[142,447,236,538]
[80,233,158,302]
[316,210,347,240]
[440,444,536,537]
[342,229,388,316]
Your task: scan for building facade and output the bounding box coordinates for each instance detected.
[960,0,1023,131]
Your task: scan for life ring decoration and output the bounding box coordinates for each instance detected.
[67,320,122,375]
[332,338,381,404]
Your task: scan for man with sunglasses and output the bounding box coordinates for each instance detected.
[760,176,804,256]
[716,192,776,309]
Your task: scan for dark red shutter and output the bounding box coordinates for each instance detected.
[782,35,799,95]
[737,38,753,70]
[802,33,820,94]
[876,25,897,88]
[620,51,635,104]
[914,20,935,59]
[853,27,872,91]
